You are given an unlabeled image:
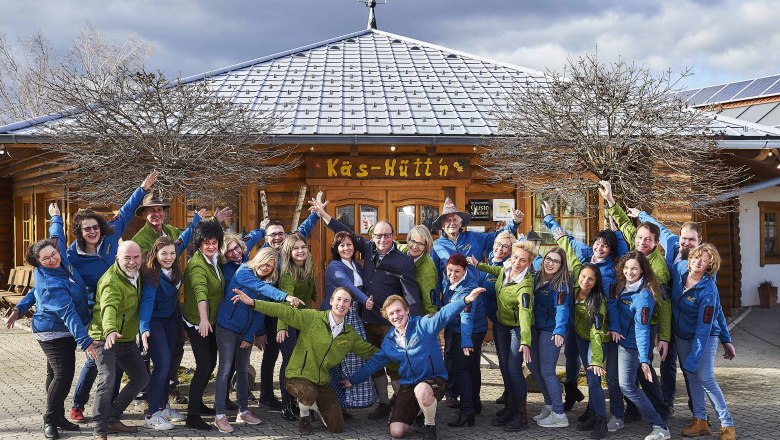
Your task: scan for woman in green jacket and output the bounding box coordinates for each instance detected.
[277,233,318,420]
[231,286,378,435]
[399,225,438,315]
[182,221,225,430]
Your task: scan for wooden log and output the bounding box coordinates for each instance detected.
[290,186,307,231]
[259,190,269,220]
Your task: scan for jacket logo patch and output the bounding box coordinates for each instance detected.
[175,238,184,246]
[685,295,696,303]
[594,313,604,330]
[557,292,565,305]
[408,336,419,347]
[703,306,714,324]
[641,307,650,325]
[242,235,251,242]
[521,293,530,309]
[622,299,632,306]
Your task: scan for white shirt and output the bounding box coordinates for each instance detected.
[503,261,528,285]
[341,258,363,287]
[75,239,104,256]
[449,273,466,291]
[328,312,344,339]
[204,253,221,281]
[622,277,644,294]
[393,321,409,349]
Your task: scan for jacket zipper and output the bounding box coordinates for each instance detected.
[428,355,435,374]
[119,314,126,334]
[317,329,336,384]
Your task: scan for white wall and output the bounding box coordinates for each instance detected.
[739,186,780,306]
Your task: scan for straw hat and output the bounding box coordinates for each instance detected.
[431,197,471,230]
[135,193,170,217]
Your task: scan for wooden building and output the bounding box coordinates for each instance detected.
[2,26,780,310]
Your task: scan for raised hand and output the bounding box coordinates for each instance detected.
[214,207,233,223]
[626,207,641,218]
[551,226,566,241]
[465,287,486,304]
[541,201,551,217]
[365,295,374,311]
[141,170,158,191]
[465,256,479,267]
[48,202,61,218]
[196,208,207,219]
[260,218,270,230]
[512,209,525,224]
[598,180,615,206]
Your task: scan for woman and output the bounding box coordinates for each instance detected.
[612,251,670,440]
[671,244,735,440]
[220,218,270,287]
[399,225,438,315]
[212,247,303,433]
[470,241,536,432]
[182,220,225,430]
[231,287,378,436]
[276,233,318,420]
[528,247,571,428]
[441,254,485,428]
[140,210,201,431]
[8,237,97,439]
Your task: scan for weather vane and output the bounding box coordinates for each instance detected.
[358,0,387,30]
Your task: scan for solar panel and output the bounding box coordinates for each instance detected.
[676,89,700,102]
[687,85,726,105]
[762,78,780,96]
[707,80,752,103]
[733,75,780,100]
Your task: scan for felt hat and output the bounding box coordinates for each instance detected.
[135,193,170,217]
[431,197,471,230]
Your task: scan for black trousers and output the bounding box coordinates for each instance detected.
[260,315,280,397]
[38,337,77,424]
[185,326,217,415]
[448,331,486,415]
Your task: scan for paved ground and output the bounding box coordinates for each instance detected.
[1,306,778,439]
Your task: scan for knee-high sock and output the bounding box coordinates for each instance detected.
[298,401,311,417]
[421,399,437,426]
[374,376,390,404]
[391,379,400,397]
[310,403,326,427]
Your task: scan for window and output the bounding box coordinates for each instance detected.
[532,193,590,254]
[395,203,438,237]
[759,201,780,266]
[21,200,33,254]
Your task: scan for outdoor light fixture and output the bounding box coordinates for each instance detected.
[526,227,543,248]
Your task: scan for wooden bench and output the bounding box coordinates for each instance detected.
[1,266,34,308]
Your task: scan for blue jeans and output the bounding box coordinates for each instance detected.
[617,345,665,428]
[279,327,299,403]
[675,336,733,427]
[660,336,678,407]
[574,334,606,416]
[495,323,527,402]
[73,357,122,409]
[564,328,581,385]
[146,316,180,414]
[215,326,253,414]
[606,341,625,418]
[529,329,564,414]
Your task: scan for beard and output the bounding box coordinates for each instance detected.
[680,247,691,260]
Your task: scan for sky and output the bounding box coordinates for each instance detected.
[1,0,778,91]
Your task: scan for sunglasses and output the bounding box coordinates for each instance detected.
[82,225,100,233]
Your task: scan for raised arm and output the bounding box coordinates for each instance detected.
[112,171,158,236]
[176,211,202,255]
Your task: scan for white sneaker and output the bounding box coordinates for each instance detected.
[161,404,186,422]
[607,415,625,432]
[644,425,671,440]
[537,412,569,428]
[533,405,553,421]
[144,411,174,431]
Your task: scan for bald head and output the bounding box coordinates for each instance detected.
[117,241,142,277]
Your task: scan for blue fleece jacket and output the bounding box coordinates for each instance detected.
[616,281,655,364]
[441,271,486,349]
[532,273,570,336]
[217,264,289,343]
[220,227,268,293]
[323,259,370,308]
[476,253,509,324]
[350,296,470,386]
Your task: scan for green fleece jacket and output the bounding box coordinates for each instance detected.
[276,271,317,332]
[183,251,225,326]
[132,223,182,255]
[477,263,534,347]
[89,263,145,343]
[397,243,438,315]
[252,301,378,385]
[608,203,672,342]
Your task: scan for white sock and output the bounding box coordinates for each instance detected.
[391,379,401,396]
[298,402,311,417]
[311,403,326,427]
[420,399,437,426]
[374,376,390,404]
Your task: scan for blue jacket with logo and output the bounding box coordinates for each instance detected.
[216,264,289,343]
[220,226,268,292]
[532,272,570,336]
[350,296,470,386]
[476,252,508,324]
[323,259,370,308]
[616,280,655,364]
[441,271,486,348]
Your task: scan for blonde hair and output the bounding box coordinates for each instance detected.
[219,233,248,264]
[247,247,278,284]
[495,231,517,246]
[688,243,721,275]
[380,294,409,319]
[408,225,434,254]
[279,232,313,282]
[513,240,538,259]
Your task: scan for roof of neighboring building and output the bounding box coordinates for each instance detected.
[676,74,780,107]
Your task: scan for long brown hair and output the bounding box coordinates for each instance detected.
[536,247,570,293]
[614,251,662,301]
[142,236,182,288]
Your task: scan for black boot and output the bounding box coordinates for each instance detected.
[44,423,59,439]
[563,383,585,412]
[504,399,528,432]
[495,390,506,404]
[591,415,608,439]
[423,424,437,440]
[185,414,213,430]
[577,408,596,430]
[447,413,475,427]
[491,397,516,427]
[281,399,297,421]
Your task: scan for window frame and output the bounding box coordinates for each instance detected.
[759,201,780,266]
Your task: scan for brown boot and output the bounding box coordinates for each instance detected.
[681,418,710,437]
[720,426,736,440]
[298,414,313,435]
[107,421,138,433]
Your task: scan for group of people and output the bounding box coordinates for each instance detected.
[5,176,737,440]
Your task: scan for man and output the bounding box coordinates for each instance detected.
[89,241,154,440]
[628,210,736,420]
[342,288,485,440]
[310,193,421,420]
[598,180,672,424]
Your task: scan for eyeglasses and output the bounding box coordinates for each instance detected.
[494,242,511,251]
[225,247,242,255]
[268,232,286,238]
[407,239,424,248]
[373,233,393,240]
[82,225,100,233]
[544,256,562,266]
[40,250,59,264]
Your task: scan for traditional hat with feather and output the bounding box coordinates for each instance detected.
[431,197,471,231]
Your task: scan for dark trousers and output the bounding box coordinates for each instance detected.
[167,309,187,394]
[364,323,399,381]
[147,316,180,414]
[93,341,149,435]
[260,315,280,397]
[73,356,122,409]
[215,326,253,414]
[286,378,344,433]
[185,326,217,415]
[449,331,486,415]
[38,337,77,424]
[279,327,299,403]
[660,336,678,407]
[443,329,459,399]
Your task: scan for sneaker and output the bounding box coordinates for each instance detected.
[533,405,553,422]
[107,421,138,433]
[645,425,671,440]
[69,407,85,423]
[537,412,569,428]
[161,404,186,422]
[607,416,625,432]
[214,415,234,433]
[236,410,262,425]
[144,411,174,431]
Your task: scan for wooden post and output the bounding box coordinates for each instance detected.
[259,190,269,220]
[290,186,308,231]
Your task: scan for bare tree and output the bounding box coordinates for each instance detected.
[481,53,747,219]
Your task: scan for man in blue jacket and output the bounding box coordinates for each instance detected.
[342,287,485,440]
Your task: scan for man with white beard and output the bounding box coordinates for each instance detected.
[89,241,154,440]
